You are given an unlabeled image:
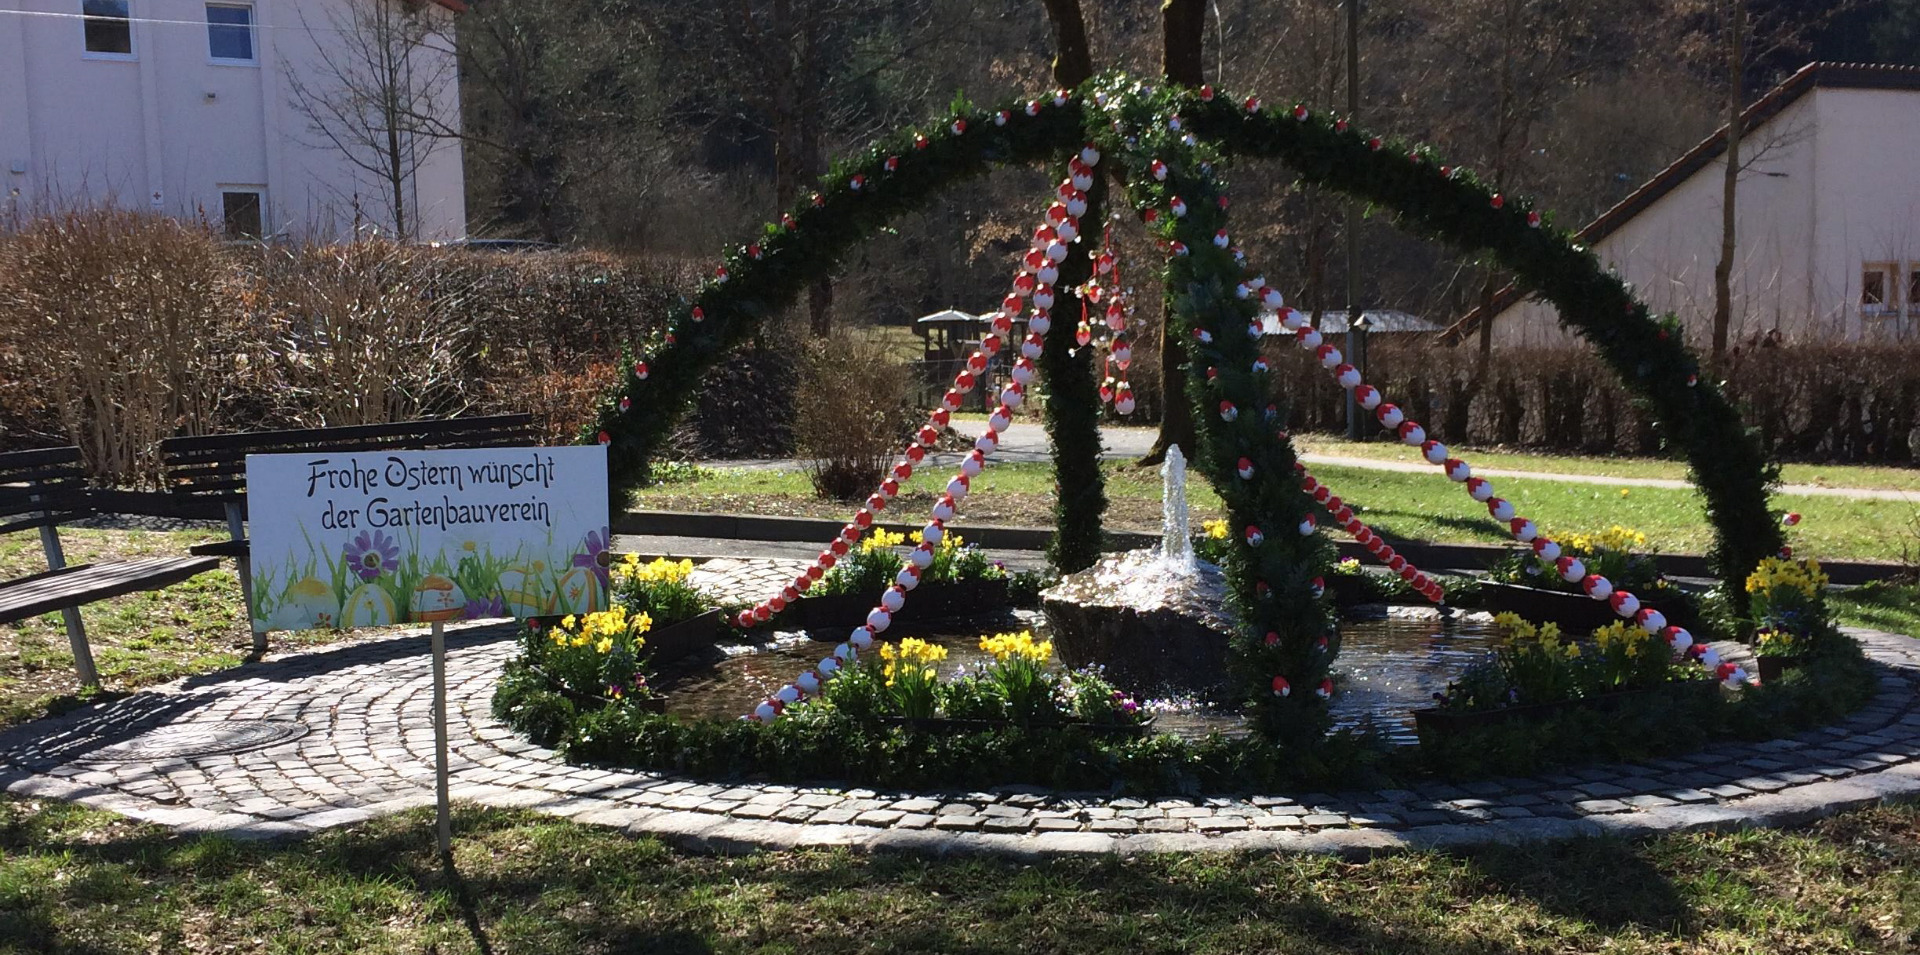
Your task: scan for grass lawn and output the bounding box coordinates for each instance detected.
[636,461,1920,562]
[1835,582,1920,636]
[0,528,360,729]
[3,796,1917,953]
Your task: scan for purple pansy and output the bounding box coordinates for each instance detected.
[463,593,505,620]
[573,526,613,588]
[343,529,400,582]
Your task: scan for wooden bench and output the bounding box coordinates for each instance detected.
[159,415,540,651]
[0,447,222,688]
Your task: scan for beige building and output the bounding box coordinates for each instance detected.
[0,0,467,241]
[1446,62,1920,348]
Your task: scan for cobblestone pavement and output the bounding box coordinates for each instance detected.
[5,622,1920,856]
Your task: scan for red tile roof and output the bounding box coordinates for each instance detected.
[1437,62,1920,345]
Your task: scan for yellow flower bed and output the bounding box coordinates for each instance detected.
[979,630,1054,663]
[1745,556,1827,599]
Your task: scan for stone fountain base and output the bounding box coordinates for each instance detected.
[1040,550,1239,695]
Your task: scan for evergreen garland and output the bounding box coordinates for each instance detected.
[1040,167,1109,574]
[1170,85,1782,596]
[1091,78,1339,744]
[590,97,1089,508]
[589,74,1780,746]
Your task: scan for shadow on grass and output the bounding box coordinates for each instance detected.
[3,800,1725,954]
[1462,838,1695,935]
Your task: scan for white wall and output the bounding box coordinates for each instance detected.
[0,0,464,240]
[1489,84,1920,348]
[1811,87,1920,343]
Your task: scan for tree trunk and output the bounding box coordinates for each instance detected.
[1038,0,1093,88]
[1141,0,1206,467]
[1712,0,1744,361]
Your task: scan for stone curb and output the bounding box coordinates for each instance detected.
[613,510,1905,583]
[2,621,1917,858]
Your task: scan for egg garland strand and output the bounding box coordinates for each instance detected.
[1295,467,1446,604]
[745,156,1101,722]
[1264,262,1749,687]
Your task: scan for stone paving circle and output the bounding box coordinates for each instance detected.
[4,616,1920,856]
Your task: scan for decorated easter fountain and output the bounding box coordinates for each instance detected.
[1041,445,1240,694]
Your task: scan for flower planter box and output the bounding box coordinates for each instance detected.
[1411,680,1718,737]
[642,609,729,667]
[876,715,1156,737]
[1756,655,1807,683]
[526,663,668,714]
[1326,573,1379,607]
[786,578,1010,631]
[1479,581,1701,634]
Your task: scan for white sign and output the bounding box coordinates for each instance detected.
[245,446,610,632]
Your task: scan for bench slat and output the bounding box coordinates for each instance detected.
[0,512,91,536]
[0,556,223,625]
[189,539,248,558]
[164,429,543,473]
[0,447,83,472]
[0,464,88,488]
[161,415,535,457]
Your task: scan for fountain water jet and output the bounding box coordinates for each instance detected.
[1160,444,1195,573]
[1041,445,1238,694]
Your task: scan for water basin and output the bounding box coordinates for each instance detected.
[660,607,1501,745]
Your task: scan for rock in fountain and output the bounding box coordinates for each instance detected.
[1041,446,1239,694]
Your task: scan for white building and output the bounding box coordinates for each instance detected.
[1446,62,1920,348]
[0,0,466,241]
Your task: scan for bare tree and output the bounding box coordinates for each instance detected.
[1711,0,1745,360]
[285,0,458,241]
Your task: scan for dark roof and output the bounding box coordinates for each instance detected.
[1438,61,1920,345]
[1308,309,1439,334]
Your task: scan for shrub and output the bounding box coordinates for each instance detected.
[1262,339,1920,463]
[793,331,914,500]
[0,209,236,484]
[0,207,693,483]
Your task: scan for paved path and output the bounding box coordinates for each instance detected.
[1293,453,1920,503]
[715,424,1920,502]
[5,619,1920,855]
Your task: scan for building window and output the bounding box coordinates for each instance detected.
[221,190,263,239]
[1908,269,1920,313]
[81,0,132,56]
[206,3,254,62]
[1863,264,1896,312]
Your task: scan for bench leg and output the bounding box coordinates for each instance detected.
[38,521,99,689]
[237,553,267,654]
[226,504,267,655]
[61,607,100,690]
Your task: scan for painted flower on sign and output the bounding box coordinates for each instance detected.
[573,527,614,588]
[343,529,400,582]
[464,593,506,620]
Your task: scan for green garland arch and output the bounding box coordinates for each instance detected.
[593,76,1781,744]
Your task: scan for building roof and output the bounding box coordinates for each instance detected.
[1438,61,1920,345]
[1259,309,1436,336]
[915,308,985,325]
[431,0,468,12]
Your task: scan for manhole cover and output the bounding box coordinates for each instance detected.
[86,719,309,761]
